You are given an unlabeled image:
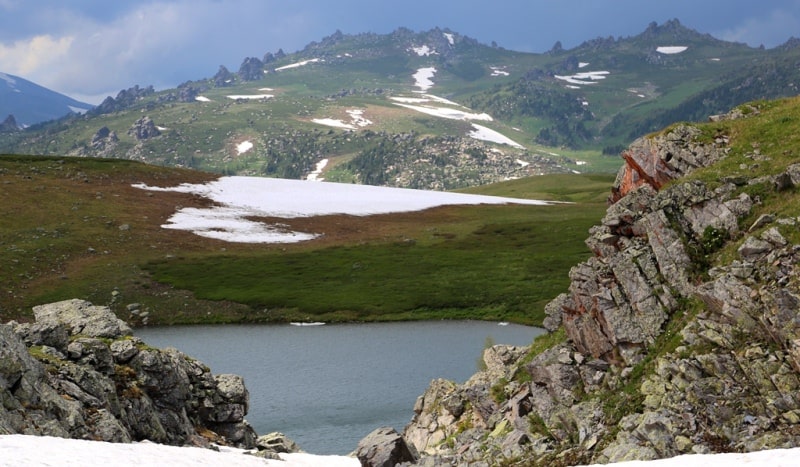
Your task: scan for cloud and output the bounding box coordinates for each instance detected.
[0,34,74,75]
[0,1,329,103]
[717,6,800,47]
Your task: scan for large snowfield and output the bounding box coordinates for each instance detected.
[0,434,358,466]
[1,434,797,466]
[134,176,552,243]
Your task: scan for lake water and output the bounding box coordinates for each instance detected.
[137,321,543,455]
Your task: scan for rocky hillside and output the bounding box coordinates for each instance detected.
[4,21,800,188]
[396,98,800,465]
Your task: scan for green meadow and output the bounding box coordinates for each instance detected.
[0,154,613,326]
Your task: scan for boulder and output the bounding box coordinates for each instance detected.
[256,432,302,454]
[32,299,132,338]
[356,426,419,467]
[128,116,161,140]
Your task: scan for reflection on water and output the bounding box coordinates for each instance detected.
[138,321,543,454]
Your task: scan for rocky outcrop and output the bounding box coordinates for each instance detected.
[238,57,265,81]
[0,114,20,132]
[91,126,119,151]
[213,65,235,87]
[128,116,161,140]
[610,124,729,203]
[356,426,419,467]
[91,85,155,116]
[400,106,800,465]
[1,299,257,449]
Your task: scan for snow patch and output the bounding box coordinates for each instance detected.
[412,67,437,92]
[443,32,455,45]
[390,94,493,122]
[312,109,372,130]
[68,106,89,114]
[554,71,609,87]
[259,87,274,91]
[133,176,550,243]
[409,45,437,56]
[311,118,356,130]
[195,96,212,102]
[393,102,493,121]
[390,96,430,104]
[347,109,372,127]
[226,94,274,100]
[236,141,253,155]
[516,159,530,167]
[275,58,322,71]
[306,158,329,181]
[490,66,510,77]
[578,62,589,68]
[425,94,460,106]
[9,416,800,466]
[656,46,688,54]
[0,434,358,467]
[469,124,524,148]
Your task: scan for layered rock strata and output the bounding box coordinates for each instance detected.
[400,113,800,465]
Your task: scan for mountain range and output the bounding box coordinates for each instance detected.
[0,72,93,128]
[2,19,799,189]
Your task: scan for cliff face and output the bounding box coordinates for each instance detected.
[0,299,256,448]
[402,106,800,465]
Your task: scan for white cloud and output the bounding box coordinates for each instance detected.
[0,1,324,103]
[0,34,74,76]
[717,6,800,47]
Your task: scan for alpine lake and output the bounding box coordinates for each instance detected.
[138,320,543,454]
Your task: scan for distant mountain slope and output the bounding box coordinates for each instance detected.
[2,20,799,188]
[0,72,93,127]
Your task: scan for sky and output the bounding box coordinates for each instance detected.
[1,0,799,104]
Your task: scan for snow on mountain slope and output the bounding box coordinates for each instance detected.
[0,72,93,126]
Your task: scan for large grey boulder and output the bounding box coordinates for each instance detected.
[33,299,132,338]
[356,426,419,467]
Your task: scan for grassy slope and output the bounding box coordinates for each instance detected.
[0,154,612,326]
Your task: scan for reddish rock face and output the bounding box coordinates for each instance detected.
[552,124,737,365]
[610,147,674,203]
[608,124,728,204]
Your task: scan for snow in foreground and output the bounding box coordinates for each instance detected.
[134,177,552,243]
[0,435,357,467]
[2,435,798,467]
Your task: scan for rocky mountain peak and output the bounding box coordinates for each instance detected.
[0,114,20,132]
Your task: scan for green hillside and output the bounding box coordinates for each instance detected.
[2,21,799,189]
